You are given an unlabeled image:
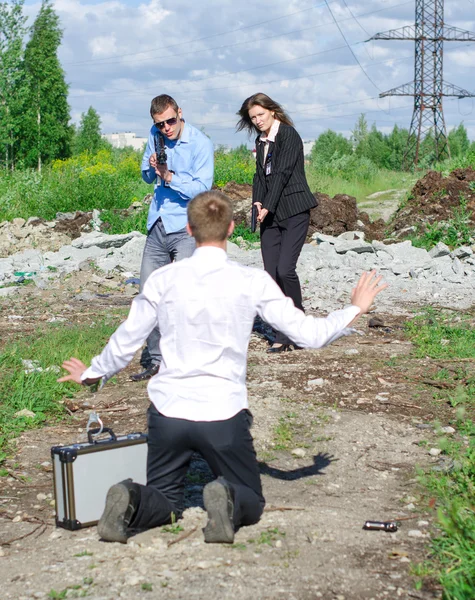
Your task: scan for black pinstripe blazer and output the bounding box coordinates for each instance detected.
[253,123,317,222]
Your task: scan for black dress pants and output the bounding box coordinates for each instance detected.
[130,404,265,530]
[260,210,310,344]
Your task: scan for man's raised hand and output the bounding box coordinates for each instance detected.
[351,270,388,317]
[57,357,100,386]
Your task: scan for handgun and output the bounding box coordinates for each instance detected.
[251,203,258,233]
[154,132,168,165]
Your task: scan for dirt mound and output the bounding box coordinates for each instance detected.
[218,183,385,238]
[53,211,94,238]
[220,181,253,201]
[389,167,475,235]
[309,192,385,241]
[218,182,253,228]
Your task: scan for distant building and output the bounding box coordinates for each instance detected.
[303,140,315,157]
[102,132,147,151]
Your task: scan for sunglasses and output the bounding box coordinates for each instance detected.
[153,116,178,130]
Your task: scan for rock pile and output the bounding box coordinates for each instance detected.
[1,227,475,312]
[0,230,145,291]
[0,211,102,258]
[0,196,152,259]
[229,231,475,313]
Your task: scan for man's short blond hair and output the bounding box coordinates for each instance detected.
[187,191,233,244]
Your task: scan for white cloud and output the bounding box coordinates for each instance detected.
[20,0,472,144]
[446,48,475,68]
[89,34,118,57]
[137,0,170,26]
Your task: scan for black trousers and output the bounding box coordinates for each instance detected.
[260,210,310,344]
[130,404,265,530]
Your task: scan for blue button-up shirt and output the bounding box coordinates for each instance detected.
[141,122,214,233]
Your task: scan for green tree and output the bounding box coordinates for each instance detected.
[385,125,410,171]
[448,123,470,158]
[360,124,389,168]
[309,129,352,167]
[418,130,437,168]
[0,0,28,169]
[351,113,369,154]
[73,106,104,155]
[17,0,71,170]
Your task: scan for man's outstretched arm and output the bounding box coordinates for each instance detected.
[255,270,388,349]
[57,286,160,386]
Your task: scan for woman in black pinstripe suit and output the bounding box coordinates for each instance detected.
[237,93,317,353]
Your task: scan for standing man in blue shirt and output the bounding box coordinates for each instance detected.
[131,94,214,381]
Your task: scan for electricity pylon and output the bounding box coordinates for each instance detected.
[368,0,475,167]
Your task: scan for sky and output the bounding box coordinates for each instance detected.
[23,0,475,147]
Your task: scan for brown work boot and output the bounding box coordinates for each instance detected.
[97,479,140,543]
[203,477,235,544]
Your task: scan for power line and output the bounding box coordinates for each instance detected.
[68,43,359,96]
[198,104,415,131]
[340,0,371,38]
[69,52,413,100]
[323,0,381,91]
[63,1,327,67]
[96,96,384,126]
[65,0,413,69]
[71,33,422,98]
[93,90,413,132]
[97,95,475,137]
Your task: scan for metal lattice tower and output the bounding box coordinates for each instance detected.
[368,0,475,167]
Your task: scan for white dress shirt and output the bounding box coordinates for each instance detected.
[259,119,280,162]
[81,247,360,422]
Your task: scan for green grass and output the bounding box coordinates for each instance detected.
[406,310,475,410]
[305,166,413,204]
[405,311,475,598]
[273,415,295,450]
[0,147,416,228]
[0,315,124,463]
[214,145,255,187]
[0,148,149,222]
[100,207,148,235]
[229,222,260,245]
[405,309,475,361]
[407,196,474,251]
[247,527,286,546]
[161,523,184,534]
[416,420,475,599]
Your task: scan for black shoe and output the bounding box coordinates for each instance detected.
[130,363,160,382]
[266,343,295,354]
[97,479,140,543]
[203,477,235,544]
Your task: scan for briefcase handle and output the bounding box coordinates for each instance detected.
[87,427,117,444]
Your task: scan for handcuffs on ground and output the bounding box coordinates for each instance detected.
[86,411,104,436]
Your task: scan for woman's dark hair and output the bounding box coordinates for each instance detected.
[236,93,294,135]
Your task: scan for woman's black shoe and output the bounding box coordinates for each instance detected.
[130,363,160,382]
[266,343,294,353]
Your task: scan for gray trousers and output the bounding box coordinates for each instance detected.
[139,218,196,364]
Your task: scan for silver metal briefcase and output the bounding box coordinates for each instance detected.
[51,427,148,530]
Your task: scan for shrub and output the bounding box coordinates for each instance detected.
[214,145,255,187]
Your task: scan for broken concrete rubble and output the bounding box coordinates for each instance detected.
[1,227,474,315]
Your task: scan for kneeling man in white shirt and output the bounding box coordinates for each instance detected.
[58,190,387,544]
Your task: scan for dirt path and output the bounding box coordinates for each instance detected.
[0,288,452,599]
[358,189,408,223]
